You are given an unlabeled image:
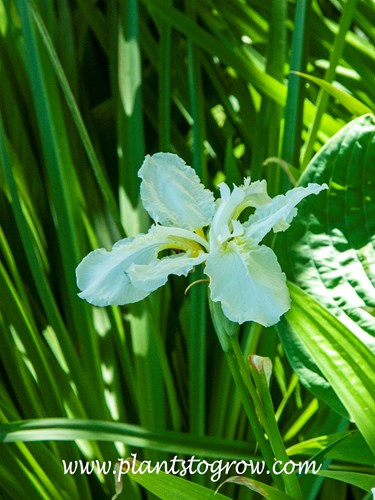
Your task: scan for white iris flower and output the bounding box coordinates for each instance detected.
[76,153,327,327]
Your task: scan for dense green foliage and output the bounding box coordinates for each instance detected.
[0,0,374,498]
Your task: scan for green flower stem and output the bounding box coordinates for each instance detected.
[249,357,303,499]
[209,300,284,491]
[209,299,302,498]
[223,346,279,476]
[230,337,303,500]
[230,337,268,424]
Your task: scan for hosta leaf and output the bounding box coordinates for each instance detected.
[276,284,375,454]
[274,114,375,451]
[274,114,375,417]
[276,113,375,336]
[276,303,348,418]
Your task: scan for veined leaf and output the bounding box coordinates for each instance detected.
[276,283,375,455]
[276,114,375,339]
[275,114,375,422]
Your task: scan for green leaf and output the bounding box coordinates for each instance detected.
[300,0,365,167]
[275,304,348,418]
[117,0,145,209]
[275,114,375,425]
[287,431,374,467]
[219,476,293,500]
[122,459,232,500]
[276,114,375,339]
[0,418,255,460]
[29,3,122,230]
[317,471,375,492]
[292,71,373,116]
[281,0,311,170]
[276,283,375,455]
[144,0,340,138]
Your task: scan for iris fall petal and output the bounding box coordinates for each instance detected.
[205,240,290,326]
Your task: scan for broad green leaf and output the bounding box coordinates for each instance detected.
[276,283,375,455]
[276,302,348,418]
[275,114,375,421]
[276,114,375,340]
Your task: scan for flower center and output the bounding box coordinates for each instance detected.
[160,236,204,257]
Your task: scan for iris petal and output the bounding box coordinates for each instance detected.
[128,251,207,293]
[139,153,216,230]
[76,225,206,306]
[76,234,159,306]
[244,183,328,244]
[210,179,271,246]
[205,240,290,326]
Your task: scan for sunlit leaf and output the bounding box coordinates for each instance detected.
[292,71,373,116]
[276,284,375,454]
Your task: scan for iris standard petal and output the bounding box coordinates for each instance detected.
[205,240,290,326]
[244,182,328,244]
[139,152,216,230]
[210,178,271,246]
